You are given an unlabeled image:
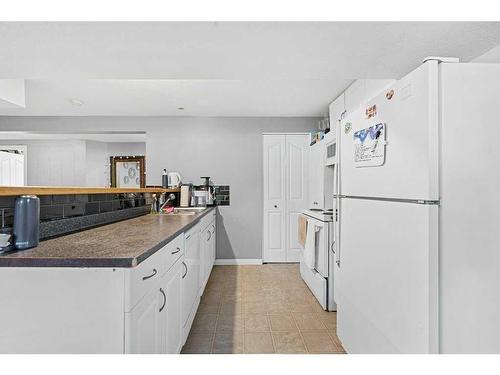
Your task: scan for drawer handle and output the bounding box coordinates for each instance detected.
[207,231,211,241]
[142,268,157,281]
[185,234,191,240]
[171,247,181,255]
[159,288,166,312]
[182,261,188,279]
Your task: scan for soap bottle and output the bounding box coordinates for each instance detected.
[161,169,168,188]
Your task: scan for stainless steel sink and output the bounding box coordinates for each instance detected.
[159,207,207,216]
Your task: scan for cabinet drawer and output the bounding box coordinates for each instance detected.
[124,249,166,312]
[164,234,184,274]
[199,209,216,230]
[124,234,185,312]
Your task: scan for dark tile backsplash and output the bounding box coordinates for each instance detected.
[40,205,64,221]
[63,203,86,218]
[0,197,16,208]
[0,193,151,231]
[214,185,230,206]
[39,206,149,240]
[85,202,100,215]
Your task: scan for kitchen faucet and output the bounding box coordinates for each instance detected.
[160,193,176,212]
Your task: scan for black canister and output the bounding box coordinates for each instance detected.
[13,195,40,250]
[161,169,168,188]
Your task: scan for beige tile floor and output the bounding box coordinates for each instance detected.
[181,264,346,354]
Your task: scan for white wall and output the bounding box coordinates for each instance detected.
[85,140,109,187]
[472,44,500,62]
[0,116,316,260]
[0,138,146,187]
[107,142,145,157]
[0,79,25,108]
[0,139,87,186]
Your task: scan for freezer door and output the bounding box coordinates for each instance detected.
[336,198,438,353]
[439,63,500,353]
[338,61,439,201]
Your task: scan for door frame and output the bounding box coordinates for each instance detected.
[262,132,310,263]
[0,144,28,185]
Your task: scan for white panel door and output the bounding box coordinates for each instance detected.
[339,62,439,201]
[285,134,309,262]
[164,261,183,354]
[263,135,286,262]
[0,151,24,186]
[336,198,438,353]
[182,228,200,328]
[125,282,165,354]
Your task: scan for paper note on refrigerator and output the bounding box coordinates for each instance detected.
[353,123,386,167]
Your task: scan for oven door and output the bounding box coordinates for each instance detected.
[314,220,329,278]
[300,216,329,310]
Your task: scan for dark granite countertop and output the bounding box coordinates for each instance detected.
[0,207,216,268]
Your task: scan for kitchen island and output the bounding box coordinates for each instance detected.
[0,207,217,354]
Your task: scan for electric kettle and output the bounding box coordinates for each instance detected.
[167,172,182,188]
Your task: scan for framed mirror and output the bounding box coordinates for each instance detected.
[110,156,146,188]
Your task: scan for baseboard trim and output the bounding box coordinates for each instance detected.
[214,259,263,266]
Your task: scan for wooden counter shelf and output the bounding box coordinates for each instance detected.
[0,186,180,196]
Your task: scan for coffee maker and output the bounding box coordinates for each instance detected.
[198,177,216,206]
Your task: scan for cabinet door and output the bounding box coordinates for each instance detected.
[285,134,310,262]
[329,93,345,128]
[205,225,214,286]
[125,283,165,354]
[344,80,365,115]
[210,221,216,270]
[182,228,200,329]
[263,134,286,262]
[309,142,324,209]
[199,227,207,296]
[163,261,183,354]
[199,225,211,296]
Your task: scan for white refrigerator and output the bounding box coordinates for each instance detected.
[334,60,500,353]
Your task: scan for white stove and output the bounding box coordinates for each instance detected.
[300,209,336,311]
[301,209,333,222]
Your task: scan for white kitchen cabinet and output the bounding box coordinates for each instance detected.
[182,225,201,341]
[0,210,216,354]
[329,93,345,129]
[309,141,323,209]
[163,259,183,354]
[125,238,185,354]
[343,79,396,118]
[209,221,216,272]
[125,281,166,354]
[308,141,334,211]
[199,212,217,296]
[344,80,366,115]
[199,223,212,295]
[263,133,310,262]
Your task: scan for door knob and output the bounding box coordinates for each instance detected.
[274,205,278,208]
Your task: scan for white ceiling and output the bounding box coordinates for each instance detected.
[0,131,146,142]
[1,22,500,116]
